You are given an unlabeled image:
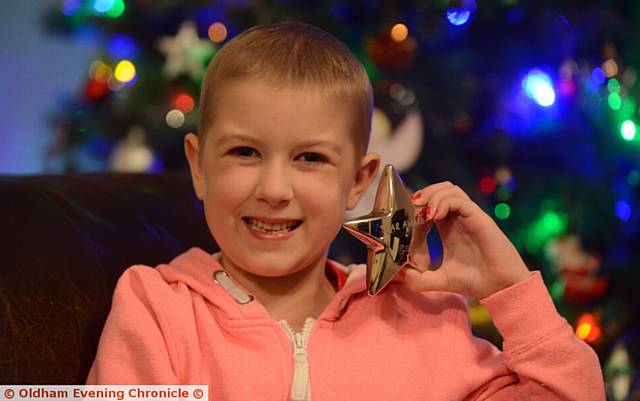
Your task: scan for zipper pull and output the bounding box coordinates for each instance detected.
[291,332,310,400]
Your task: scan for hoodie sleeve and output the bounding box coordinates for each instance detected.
[86,265,181,384]
[454,271,605,401]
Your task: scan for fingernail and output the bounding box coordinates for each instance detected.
[411,192,421,201]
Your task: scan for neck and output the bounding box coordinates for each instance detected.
[219,253,337,329]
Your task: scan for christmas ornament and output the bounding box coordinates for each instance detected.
[605,341,634,401]
[157,21,216,81]
[109,126,154,172]
[343,164,430,296]
[546,235,608,303]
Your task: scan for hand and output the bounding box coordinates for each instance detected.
[401,181,531,299]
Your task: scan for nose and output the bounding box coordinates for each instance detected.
[254,161,294,208]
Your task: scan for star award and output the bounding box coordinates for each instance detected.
[343,164,432,296]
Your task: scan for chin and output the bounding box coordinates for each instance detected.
[241,253,314,278]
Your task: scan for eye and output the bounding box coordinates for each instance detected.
[297,152,328,164]
[228,146,259,158]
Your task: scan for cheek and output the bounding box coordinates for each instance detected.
[203,164,257,215]
[295,174,348,223]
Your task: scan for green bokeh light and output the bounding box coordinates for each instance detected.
[494,203,511,219]
[608,93,622,110]
[523,208,567,254]
[607,78,621,93]
[106,0,125,18]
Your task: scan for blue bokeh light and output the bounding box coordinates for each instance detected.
[446,9,471,26]
[108,34,139,60]
[615,200,631,221]
[591,67,606,85]
[93,0,115,13]
[522,69,556,107]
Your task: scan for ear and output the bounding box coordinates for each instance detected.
[184,132,205,200]
[347,152,380,210]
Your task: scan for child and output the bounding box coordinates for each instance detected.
[87,21,606,400]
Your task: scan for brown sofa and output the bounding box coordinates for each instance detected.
[0,172,215,384]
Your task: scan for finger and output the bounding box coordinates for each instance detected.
[428,187,474,221]
[407,220,433,272]
[403,266,452,292]
[411,181,455,206]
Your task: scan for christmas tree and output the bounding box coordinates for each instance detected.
[45,1,640,398]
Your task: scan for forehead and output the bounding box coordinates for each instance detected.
[206,78,355,148]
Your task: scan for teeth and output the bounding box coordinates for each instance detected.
[246,218,300,233]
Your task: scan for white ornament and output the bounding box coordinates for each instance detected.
[109,126,154,172]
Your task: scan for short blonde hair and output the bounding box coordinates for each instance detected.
[198,21,373,158]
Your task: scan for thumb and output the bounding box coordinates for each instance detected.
[402,266,451,292]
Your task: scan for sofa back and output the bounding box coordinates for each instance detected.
[0,172,215,384]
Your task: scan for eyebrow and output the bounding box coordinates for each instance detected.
[214,134,343,156]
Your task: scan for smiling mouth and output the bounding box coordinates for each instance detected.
[242,217,303,233]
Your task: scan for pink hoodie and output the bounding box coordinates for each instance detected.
[87,247,605,400]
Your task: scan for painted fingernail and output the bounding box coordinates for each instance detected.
[415,206,433,224]
[411,192,421,201]
[415,206,428,223]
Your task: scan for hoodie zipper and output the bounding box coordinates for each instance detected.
[279,317,314,401]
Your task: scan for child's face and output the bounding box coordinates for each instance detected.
[185,78,379,278]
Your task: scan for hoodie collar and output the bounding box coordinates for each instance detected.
[156,247,371,322]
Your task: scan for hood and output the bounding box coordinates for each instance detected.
[155,247,397,323]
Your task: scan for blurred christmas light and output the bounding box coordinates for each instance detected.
[480,176,497,194]
[575,313,602,344]
[93,0,124,17]
[446,9,472,26]
[607,78,621,93]
[591,67,606,85]
[628,170,640,187]
[84,78,109,102]
[62,0,81,15]
[608,93,622,110]
[390,23,409,42]
[603,59,619,78]
[208,22,228,43]
[496,186,513,201]
[524,208,567,254]
[89,60,113,83]
[166,109,185,128]
[522,69,555,107]
[446,0,476,26]
[93,0,114,13]
[622,66,637,87]
[620,120,636,140]
[622,97,637,115]
[559,60,578,79]
[615,200,631,221]
[106,0,124,18]
[494,166,513,185]
[494,203,511,219]
[558,79,576,96]
[174,93,195,113]
[114,60,136,83]
[108,34,138,60]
